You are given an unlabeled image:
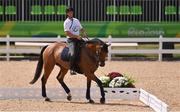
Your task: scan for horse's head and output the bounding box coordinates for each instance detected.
[86,39,109,67]
[96,42,109,67]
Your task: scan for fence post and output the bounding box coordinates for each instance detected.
[159,35,163,61]
[6,35,10,61]
[108,35,112,61]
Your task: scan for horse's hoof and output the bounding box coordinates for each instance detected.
[67,95,72,101]
[45,97,51,102]
[88,99,95,104]
[100,98,105,104]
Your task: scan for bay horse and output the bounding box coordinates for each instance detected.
[29,38,109,104]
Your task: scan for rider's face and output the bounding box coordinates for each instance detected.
[67,11,73,18]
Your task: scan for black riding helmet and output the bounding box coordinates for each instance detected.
[66,7,74,14]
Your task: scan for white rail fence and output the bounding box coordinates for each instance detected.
[1,35,180,61]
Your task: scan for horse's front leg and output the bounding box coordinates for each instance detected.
[96,77,105,104]
[86,77,95,103]
[88,74,105,104]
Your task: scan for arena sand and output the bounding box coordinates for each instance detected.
[0,61,180,111]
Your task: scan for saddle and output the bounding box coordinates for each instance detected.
[61,41,84,74]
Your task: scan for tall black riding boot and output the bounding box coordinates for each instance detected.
[68,39,77,75]
[70,57,76,75]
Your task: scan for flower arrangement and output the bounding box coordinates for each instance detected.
[99,72,135,88]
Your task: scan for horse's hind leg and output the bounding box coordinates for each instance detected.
[56,67,71,101]
[41,62,55,101]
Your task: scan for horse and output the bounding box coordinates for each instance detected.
[29,38,109,104]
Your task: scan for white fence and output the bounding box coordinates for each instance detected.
[0,88,169,112]
[1,35,180,61]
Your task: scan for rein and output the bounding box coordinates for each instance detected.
[95,47,101,65]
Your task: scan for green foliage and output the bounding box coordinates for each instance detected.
[122,73,135,87]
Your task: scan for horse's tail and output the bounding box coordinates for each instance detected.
[29,45,48,84]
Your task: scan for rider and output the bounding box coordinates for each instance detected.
[64,7,87,75]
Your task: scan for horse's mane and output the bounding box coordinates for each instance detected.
[87,38,104,44]
[87,38,108,53]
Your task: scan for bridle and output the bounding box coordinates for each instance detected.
[95,46,101,65]
[95,44,106,66]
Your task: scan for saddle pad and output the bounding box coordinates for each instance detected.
[60,46,83,74]
[61,47,70,61]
